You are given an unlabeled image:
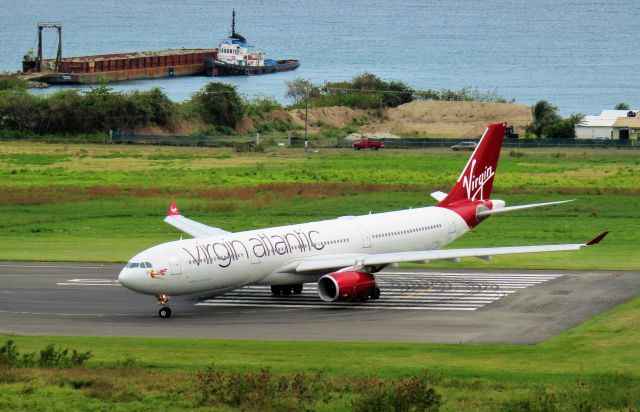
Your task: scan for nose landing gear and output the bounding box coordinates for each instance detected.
[156,293,171,318]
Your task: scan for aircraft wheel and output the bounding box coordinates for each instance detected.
[159,307,172,318]
[281,286,292,296]
[292,284,303,294]
[372,288,381,299]
[271,285,281,296]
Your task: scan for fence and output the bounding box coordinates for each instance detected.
[108,132,639,150]
[3,131,635,149]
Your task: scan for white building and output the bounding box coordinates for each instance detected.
[575,110,638,139]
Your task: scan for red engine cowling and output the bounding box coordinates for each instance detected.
[317,271,377,302]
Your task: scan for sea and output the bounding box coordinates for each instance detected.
[1,0,639,115]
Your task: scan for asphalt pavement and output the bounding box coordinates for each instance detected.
[0,262,638,343]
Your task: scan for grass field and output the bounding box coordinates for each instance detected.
[1,142,638,269]
[1,294,638,410]
[1,143,639,410]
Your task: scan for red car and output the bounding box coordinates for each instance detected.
[353,138,384,150]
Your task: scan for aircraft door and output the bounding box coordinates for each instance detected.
[447,216,457,235]
[168,255,182,275]
[359,227,372,248]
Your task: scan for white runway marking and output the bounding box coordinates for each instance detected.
[197,272,563,311]
[57,279,121,287]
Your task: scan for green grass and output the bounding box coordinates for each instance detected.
[1,143,639,409]
[0,143,638,268]
[1,294,638,410]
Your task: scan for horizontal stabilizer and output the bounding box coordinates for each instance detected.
[430,191,448,202]
[477,199,574,217]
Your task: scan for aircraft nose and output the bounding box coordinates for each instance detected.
[118,267,133,288]
[118,267,147,292]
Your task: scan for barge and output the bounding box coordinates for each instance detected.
[21,11,298,85]
[36,49,219,85]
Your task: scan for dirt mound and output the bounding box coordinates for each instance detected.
[136,117,207,136]
[289,106,369,129]
[363,100,532,138]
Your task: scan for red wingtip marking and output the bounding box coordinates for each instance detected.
[168,202,180,216]
[586,231,609,246]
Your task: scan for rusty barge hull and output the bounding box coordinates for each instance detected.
[38,48,218,84]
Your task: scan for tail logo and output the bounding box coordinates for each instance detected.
[462,159,494,201]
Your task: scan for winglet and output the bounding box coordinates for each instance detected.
[586,231,609,246]
[167,202,181,216]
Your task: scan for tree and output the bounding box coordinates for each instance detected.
[567,112,585,127]
[285,78,319,105]
[527,100,560,138]
[542,119,576,139]
[614,102,630,110]
[192,82,244,128]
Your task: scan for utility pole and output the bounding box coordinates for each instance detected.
[304,91,309,152]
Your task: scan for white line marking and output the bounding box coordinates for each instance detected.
[200,272,562,311]
[57,279,120,287]
[0,264,116,269]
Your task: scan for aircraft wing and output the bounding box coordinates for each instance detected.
[163,202,231,238]
[288,232,608,274]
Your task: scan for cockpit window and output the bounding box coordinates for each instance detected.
[144,262,152,268]
[128,262,139,268]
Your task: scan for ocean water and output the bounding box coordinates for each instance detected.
[2,0,639,115]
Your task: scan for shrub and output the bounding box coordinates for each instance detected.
[190,82,245,127]
[0,75,28,92]
[233,142,265,153]
[542,119,576,139]
[0,340,92,368]
[0,86,177,135]
[245,96,283,118]
[414,86,508,103]
[195,365,331,411]
[352,373,442,412]
[129,87,176,127]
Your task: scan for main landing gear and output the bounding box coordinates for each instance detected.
[156,293,171,318]
[271,284,303,296]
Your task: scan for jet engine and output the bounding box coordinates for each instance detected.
[317,271,380,302]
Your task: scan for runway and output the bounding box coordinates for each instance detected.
[1,262,638,343]
[197,272,561,310]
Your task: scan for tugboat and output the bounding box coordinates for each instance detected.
[205,10,300,76]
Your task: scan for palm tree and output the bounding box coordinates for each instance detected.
[527,100,560,137]
[567,112,585,127]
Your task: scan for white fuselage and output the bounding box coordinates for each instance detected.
[118,206,469,296]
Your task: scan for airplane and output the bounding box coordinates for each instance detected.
[118,122,608,318]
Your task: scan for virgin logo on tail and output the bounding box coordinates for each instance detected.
[462,159,495,201]
[437,122,505,207]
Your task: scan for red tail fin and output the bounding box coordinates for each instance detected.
[437,122,506,206]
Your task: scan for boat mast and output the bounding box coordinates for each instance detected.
[231,9,236,37]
